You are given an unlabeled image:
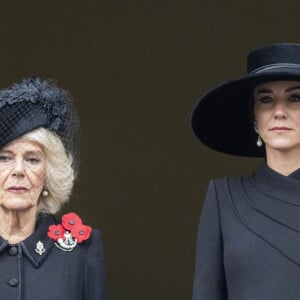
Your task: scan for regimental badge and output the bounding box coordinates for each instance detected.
[55,231,77,252]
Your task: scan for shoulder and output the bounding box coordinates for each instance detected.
[209,173,250,192]
[85,228,105,248]
[204,177,229,196]
[203,175,250,209]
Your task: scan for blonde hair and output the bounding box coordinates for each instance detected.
[23,127,74,214]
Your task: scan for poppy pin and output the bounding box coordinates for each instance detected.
[48,212,92,252]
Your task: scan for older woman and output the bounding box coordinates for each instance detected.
[0,77,108,299]
[191,43,300,299]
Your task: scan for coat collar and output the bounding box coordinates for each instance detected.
[253,161,300,205]
[0,213,55,268]
[226,163,300,265]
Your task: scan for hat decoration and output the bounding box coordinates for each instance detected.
[0,76,80,174]
[191,43,300,157]
[0,76,71,138]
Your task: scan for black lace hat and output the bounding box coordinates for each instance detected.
[0,77,80,173]
[191,43,300,157]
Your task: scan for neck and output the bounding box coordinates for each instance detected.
[266,147,300,176]
[0,208,37,244]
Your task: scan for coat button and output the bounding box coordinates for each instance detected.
[8,278,19,287]
[8,246,18,256]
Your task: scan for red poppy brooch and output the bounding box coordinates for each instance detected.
[47,212,92,252]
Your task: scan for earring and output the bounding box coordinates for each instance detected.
[42,189,49,197]
[253,121,263,147]
[256,136,263,147]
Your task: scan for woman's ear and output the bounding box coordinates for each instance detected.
[253,121,259,133]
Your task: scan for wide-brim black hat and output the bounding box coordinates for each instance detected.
[191,43,300,157]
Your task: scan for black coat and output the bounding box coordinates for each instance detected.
[0,213,109,300]
[193,162,300,300]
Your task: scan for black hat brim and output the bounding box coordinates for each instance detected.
[191,68,300,157]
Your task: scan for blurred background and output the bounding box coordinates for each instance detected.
[0,1,299,298]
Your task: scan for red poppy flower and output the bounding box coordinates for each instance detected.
[62,212,83,230]
[71,224,92,243]
[48,224,66,241]
[48,213,92,247]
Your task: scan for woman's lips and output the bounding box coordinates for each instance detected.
[7,187,29,194]
[270,127,292,132]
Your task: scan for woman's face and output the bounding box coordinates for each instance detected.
[254,80,300,154]
[0,137,46,212]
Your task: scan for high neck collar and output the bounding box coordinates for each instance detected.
[289,167,300,179]
[253,161,300,205]
[228,165,300,266]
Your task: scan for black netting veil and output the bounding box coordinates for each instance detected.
[0,77,80,176]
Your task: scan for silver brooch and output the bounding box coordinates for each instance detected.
[55,231,77,252]
[35,241,45,255]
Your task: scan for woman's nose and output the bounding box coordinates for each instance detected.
[273,101,287,120]
[12,160,25,177]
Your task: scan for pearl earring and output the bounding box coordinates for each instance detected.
[42,189,49,197]
[256,136,263,147]
[254,121,263,147]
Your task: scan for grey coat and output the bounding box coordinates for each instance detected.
[193,162,300,299]
[0,213,109,300]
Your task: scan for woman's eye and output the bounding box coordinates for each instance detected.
[256,96,272,104]
[289,94,300,102]
[26,157,40,164]
[0,155,11,162]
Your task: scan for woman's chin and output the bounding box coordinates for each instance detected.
[0,199,36,212]
[266,141,300,153]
